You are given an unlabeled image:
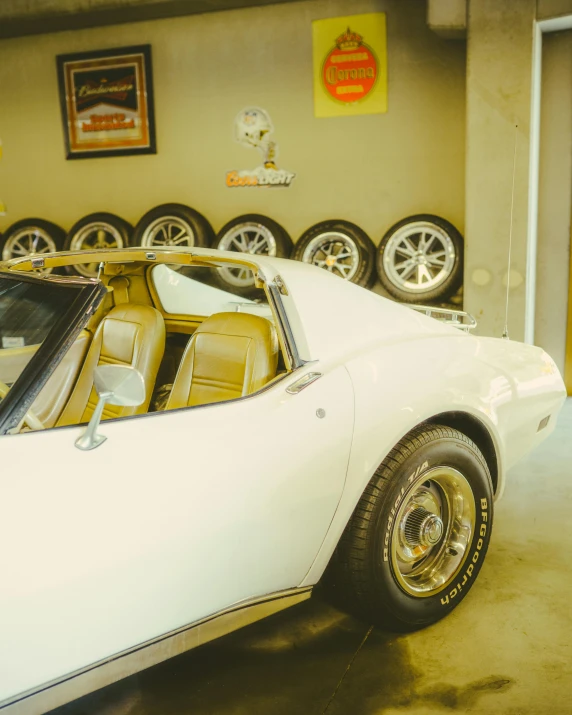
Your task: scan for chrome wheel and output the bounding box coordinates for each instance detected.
[383,221,456,294]
[140,217,195,248]
[301,232,359,280]
[69,222,125,278]
[390,466,476,597]
[2,228,57,276]
[217,222,276,288]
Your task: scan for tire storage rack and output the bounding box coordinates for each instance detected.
[0,206,464,305]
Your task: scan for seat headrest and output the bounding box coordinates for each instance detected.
[165,311,279,410]
[194,311,278,352]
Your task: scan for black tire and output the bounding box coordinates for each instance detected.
[376,214,464,303]
[334,425,493,632]
[0,218,66,276]
[292,220,376,288]
[213,214,292,297]
[64,212,133,278]
[133,203,214,250]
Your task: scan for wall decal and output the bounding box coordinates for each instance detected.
[313,13,387,118]
[226,107,296,188]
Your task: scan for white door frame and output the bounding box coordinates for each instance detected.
[526,14,572,343]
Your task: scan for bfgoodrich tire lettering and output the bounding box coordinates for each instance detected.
[335,425,494,631]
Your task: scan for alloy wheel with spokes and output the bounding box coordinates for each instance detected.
[217,223,276,289]
[140,216,196,249]
[301,232,360,281]
[64,213,132,278]
[376,215,464,303]
[0,219,65,276]
[133,204,214,257]
[293,220,376,288]
[214,214,292,297]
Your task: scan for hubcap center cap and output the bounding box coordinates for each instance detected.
[404,507,444,547]
[325,255,337,267]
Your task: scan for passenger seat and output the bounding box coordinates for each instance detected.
[57,303,165,426]
[166,312,278,409]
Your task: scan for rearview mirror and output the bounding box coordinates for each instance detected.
[75,365,145,451]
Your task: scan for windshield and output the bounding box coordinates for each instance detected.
[0,273,103,434]
[0,278,74,385]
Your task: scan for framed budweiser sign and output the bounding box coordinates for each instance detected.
[56,45,156,159]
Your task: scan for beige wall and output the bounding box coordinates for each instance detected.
[535,30,572,373]
[0,0,466,245]
[538,0,572,20]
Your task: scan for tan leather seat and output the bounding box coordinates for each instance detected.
[166,312,278,410]
[57,303,165,426]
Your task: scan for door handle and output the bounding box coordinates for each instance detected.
[286,372,322,394]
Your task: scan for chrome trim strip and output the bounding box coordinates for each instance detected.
[286,372,323,394]
[408,304,477,332]
[267,280,304,369]
[1,587,312,715]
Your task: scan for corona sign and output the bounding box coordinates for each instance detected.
[313,13,387,118]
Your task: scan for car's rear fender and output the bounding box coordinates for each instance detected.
[299,334,565,587]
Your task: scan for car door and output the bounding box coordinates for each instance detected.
[0,364,353,703]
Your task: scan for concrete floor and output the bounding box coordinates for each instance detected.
[51,401,572,715]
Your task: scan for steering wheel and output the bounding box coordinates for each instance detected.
[0,381,46,432]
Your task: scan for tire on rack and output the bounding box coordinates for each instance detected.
[376,214,464,303]
[291,220,376,288]
[333,424,493,632]
[64,212,133,278]
[133,203,214,251]
[213,214,292,297]
[1,218,66,276]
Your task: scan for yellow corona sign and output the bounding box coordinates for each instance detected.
[312,13,387,118]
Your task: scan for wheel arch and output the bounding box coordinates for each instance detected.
[301,404,503,589]
[423,410,499,495]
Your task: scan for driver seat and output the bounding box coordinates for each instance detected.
[166,312,278,409]
[57,303,165,426]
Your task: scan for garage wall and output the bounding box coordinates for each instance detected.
[535,30,572,373]
[0,0,466,244]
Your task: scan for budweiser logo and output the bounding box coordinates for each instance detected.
[76,75,135,105]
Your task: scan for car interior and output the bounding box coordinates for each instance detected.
[0,254,289,432]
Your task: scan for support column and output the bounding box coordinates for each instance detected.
[464,0,536,341]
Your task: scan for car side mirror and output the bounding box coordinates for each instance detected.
[75,365,146,451]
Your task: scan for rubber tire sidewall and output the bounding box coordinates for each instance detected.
[1,218,66,254]
[376,214,464,303]
[216,213,292,257]
[292,220,376,289]
[213,213,293,298]
[0,219,66,275]
[367,431,493,630]
[63,212,133,277]
[133,203,214,248]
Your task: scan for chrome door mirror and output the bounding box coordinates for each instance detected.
[75,365,146,451]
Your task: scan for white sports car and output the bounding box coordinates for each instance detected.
[0,247,565,714]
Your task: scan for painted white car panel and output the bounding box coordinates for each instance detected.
[300,336,565,586]
[263,257,457,363]
[0,248,567,710]
[0,366,354,703]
